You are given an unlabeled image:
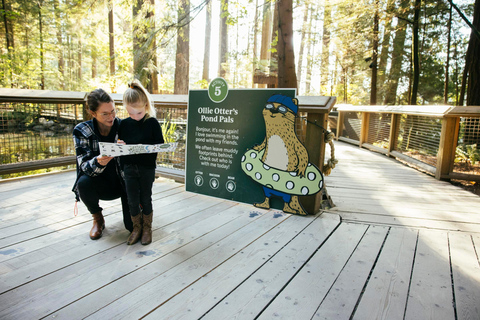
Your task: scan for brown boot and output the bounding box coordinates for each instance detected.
[141,212,153,245]
[127,214,142,245]
[90,212,105,240]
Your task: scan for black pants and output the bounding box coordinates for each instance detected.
[123,164,155,217]
[77,174,133,232]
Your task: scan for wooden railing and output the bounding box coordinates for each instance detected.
[336,104,480,182]
[0,88,336,211]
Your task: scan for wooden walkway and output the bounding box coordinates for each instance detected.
[0,141,479,319]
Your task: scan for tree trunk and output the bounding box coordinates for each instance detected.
[377,0,395,102]
[78,38,82,84]
[305,5,317,94]
[370,0,379,105]
[296,3,309,91]
[252,0,259,87]
[174,0,190,94]
[148,0,158,93]
[384,12,407,105]
[466,0,480,106]
[218,0,228,78]
[269,0,278,79]
[202,0,212,82]
[444,3,452,105]
[410,0,421,105]
[320,0,331,95]
[2,0,14,51]
[54,0,65,90]
[276,0,297,89]
[108,0,115,77]
[38,1,45,90]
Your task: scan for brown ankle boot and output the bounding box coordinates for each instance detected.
[90,212,105,240]
[141,212,153,245]
[127,214,142,245]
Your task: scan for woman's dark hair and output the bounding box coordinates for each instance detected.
[87,88,113,112]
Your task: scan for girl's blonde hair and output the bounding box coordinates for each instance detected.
[123,79,156,118]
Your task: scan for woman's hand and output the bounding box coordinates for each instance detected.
[97,155,114,166]
[117,139,126,145]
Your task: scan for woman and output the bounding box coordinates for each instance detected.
[72,88,133,240]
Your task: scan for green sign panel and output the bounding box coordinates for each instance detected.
[186,84,302,210]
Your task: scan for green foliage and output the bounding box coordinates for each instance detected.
[456,144,480,166]
[161,113,177,143]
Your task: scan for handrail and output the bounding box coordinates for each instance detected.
[1,89,336,213]
[336,104,480,182]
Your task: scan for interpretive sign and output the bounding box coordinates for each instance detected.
[186,78,324,215]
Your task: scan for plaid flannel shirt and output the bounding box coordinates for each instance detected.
[72,118,121,200]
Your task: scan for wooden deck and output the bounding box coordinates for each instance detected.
[0,141,479,319]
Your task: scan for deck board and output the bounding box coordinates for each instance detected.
[0,141,479,319]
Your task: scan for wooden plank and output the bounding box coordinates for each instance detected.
[353,227,418,320]
[0,190,209,264]
[404,229,455,320]
[0,202,254,319]
[336,104,452,117]
[446,106,480,117]
[0,195,232,293]
[449,232,480,320]
[312,225,389,319]
[145,213,341,319]
[154,213,341,320]
[336,211,480,233]
[46,209,287,319]
[256,222,368,319]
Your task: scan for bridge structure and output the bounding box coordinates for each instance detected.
[0,141,479,319]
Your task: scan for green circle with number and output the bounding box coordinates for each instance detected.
[208,78,229,103]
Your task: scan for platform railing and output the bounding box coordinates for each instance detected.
[336,104,480,182]
[0,88,336,208]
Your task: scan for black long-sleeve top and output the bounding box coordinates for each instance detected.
[118,116,164,168]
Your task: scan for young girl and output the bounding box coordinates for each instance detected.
[119,80,164,245]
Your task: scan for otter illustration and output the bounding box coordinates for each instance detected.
[241,94,323,215]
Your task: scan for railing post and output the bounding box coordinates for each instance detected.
[436,116,459,180]
[388,113,400,155]
[302,112,328,214]
[359,112,370,147]
[336,111,344,140]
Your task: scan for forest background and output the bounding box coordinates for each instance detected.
[1,0,479,106]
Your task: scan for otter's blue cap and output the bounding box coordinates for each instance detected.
[267,94,298,114]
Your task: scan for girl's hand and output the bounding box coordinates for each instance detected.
[97,155,114,166]
[117,139,126,145]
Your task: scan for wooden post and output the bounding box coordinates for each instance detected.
[436,116,460,180]
[388,113,400,156]
[336,111,344,140]
[359,112,370,147]
[301,112,328,214]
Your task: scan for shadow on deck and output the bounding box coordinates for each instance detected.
[0,141,479,319]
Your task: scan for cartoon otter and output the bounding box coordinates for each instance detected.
[241,94,323,215]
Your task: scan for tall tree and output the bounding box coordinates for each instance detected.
[444,3,452,105]
[218,0,228,78]
[320,0,331,95]
[466,0,480,106]
[202,0,212,82]
[297,2,309,91]
[38,0,45,89]
[276,0,297,88]
[108,0,115,78]
[410,0,421,105]
[174,0,190,94]
[133,0,158,92]
[53,0,65,90]
[370,0,379,105]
